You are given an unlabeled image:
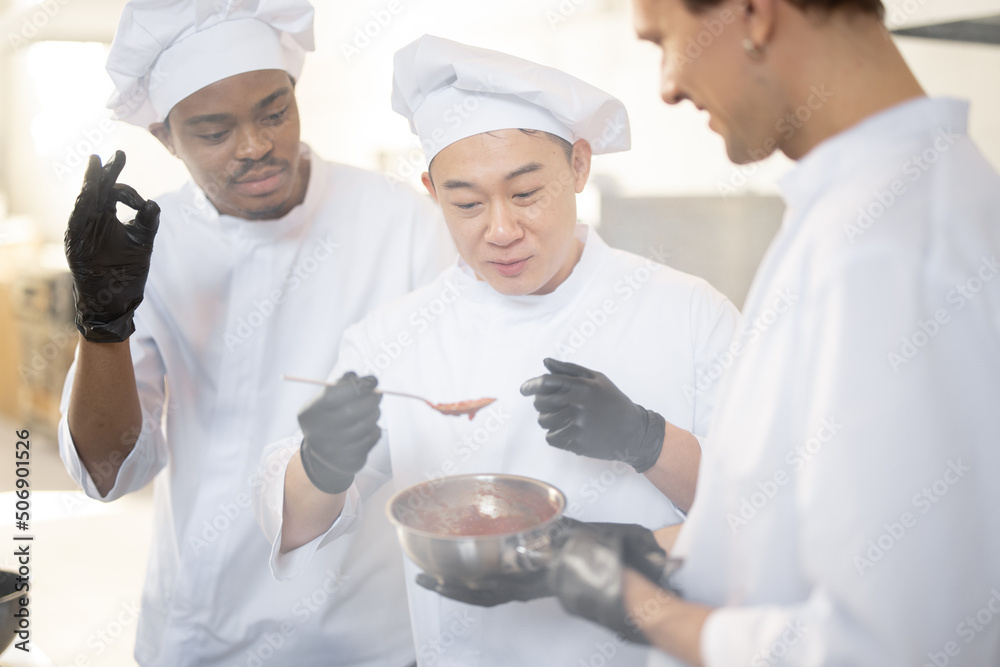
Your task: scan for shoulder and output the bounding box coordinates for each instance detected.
[315,157,435,211]
[807,142,1000,303]
[342,265,458,341]
[599,241,734,313]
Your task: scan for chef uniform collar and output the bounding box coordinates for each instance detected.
[778,97,969,228]
[105,0,315,128]
[391,34,631,164]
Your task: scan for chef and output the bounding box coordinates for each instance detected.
[525,1,1000,665]
[253,35,741,666]
[57,1,453,665]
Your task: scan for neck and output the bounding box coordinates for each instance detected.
[532,236,585,295]
[775,13,926,160]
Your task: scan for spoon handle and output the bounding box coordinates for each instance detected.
[281,375,434,406]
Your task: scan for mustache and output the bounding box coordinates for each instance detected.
[227,156,290,185]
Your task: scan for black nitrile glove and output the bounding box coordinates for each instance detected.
[298,372,382,494]
[520,358,666,472]
[65,151,160,343]
[548,527,666,644]
[416,519,667,611]
[416,569,550,608]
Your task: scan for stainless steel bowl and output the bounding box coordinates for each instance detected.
[386,473,566,585]
[0,570,24,653]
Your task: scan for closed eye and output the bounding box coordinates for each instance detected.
[264,107,289,125]
[197,130,230,142]
[454,202,480,210]
[514,189,541,200]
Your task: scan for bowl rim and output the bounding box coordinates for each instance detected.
[384,472,567,541]
[0,570,25,604]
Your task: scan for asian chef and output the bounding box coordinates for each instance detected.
[253,35,741,666]
[57,1,452,665]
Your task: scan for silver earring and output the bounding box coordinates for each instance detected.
[743,38,764,59]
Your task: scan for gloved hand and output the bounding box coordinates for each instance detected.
[416,519,667,612]
[547,525,673,644]
[520,358,666,472]
[64,151,160,343]
[297,372,382,494]
[415,569,549,608]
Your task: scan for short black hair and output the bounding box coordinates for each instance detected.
[427,128,575,185]
[517,129,575,163]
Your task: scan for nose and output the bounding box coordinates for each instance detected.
[483,201,524,247]
[234,124,274,162]
[660,50,684,105]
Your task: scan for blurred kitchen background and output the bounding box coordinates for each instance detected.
[0,0,998,663]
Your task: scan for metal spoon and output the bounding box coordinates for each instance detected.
[281,375,497,420]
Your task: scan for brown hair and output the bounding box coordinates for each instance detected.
[683,0,884,20]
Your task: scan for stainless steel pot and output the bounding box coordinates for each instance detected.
[386,473,567,585]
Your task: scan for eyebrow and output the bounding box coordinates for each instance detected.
[182,87,292,126]
[441,162,545,191]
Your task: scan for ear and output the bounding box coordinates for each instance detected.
[149,122,177,156]
[743,0,777,52]
[571,139,592,194]
[421,172,438,203]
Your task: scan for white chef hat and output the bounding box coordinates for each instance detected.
[392,35,630,164]
[105,0,315,128]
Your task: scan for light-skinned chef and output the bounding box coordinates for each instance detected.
[58,0,453,664]
[497,1,1000,666]
[253,35,742,666]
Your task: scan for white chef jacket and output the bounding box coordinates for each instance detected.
[656,98,1000,667]
[58,145,455,667]
[256,225,741,666]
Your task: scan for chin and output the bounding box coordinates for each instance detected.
[235,194,294,220]
[480,274,537,297]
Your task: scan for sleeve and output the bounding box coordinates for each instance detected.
[251,320,395,581]
[686,281,742,443]
[403,189,456,289]
[57,310,169,502]
[699,246,1000,666]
